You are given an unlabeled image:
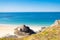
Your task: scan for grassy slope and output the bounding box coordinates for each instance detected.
[24,25,60,40]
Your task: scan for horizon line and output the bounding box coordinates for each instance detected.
[0,11,60,13]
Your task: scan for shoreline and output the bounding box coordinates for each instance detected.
[0,24,47,38]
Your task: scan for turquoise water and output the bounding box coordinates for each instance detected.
[0,12,60,26]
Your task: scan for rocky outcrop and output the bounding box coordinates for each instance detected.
[14,25,36,36]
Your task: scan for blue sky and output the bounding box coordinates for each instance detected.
[0,0,60,12]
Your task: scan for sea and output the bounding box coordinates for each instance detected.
[0,12,60,27]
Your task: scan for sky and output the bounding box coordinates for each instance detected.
[0,0,60,12]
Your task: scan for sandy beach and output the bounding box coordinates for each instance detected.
[0,24,18,37]
[0,24,43,38]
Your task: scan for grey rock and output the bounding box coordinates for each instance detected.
[14,25,36,36]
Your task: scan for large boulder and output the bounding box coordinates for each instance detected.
[14,25,36,36]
